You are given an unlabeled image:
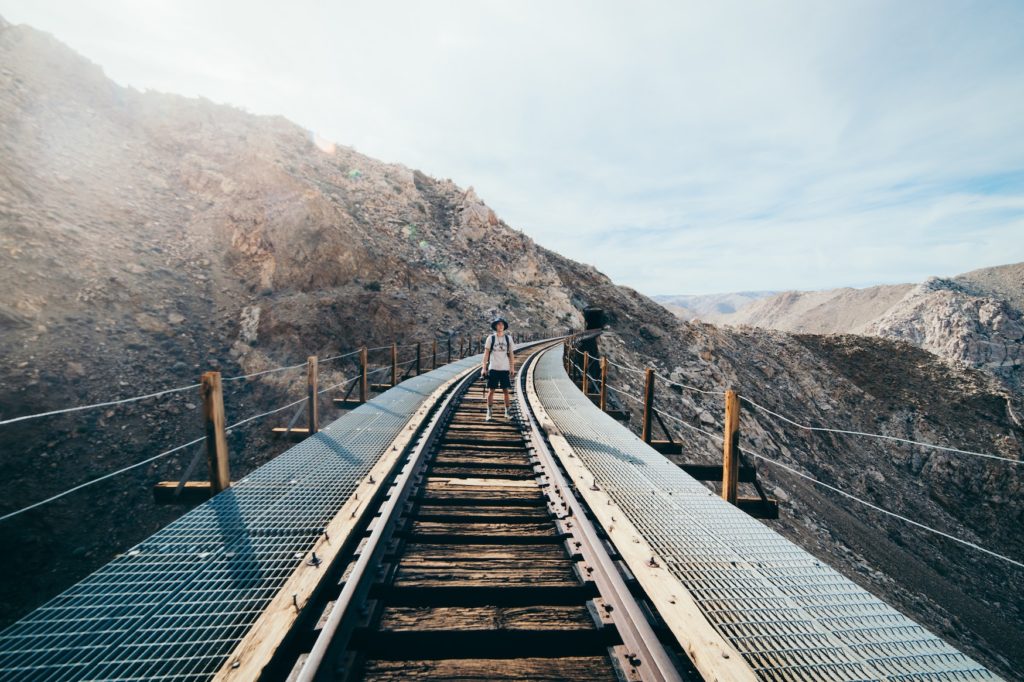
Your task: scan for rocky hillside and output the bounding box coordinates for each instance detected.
[696,265,1024,393]
[2,16,1021,679]
[0,13,583,633]
[709,284,915,332]
[558,255,1024,678]
[652,291,776,321]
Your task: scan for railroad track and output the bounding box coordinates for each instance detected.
[278,342,694,682]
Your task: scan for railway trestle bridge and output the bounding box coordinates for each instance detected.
[0,331,1006,681]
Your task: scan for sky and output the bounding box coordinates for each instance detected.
[3,0,1024,295]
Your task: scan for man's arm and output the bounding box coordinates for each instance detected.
[508,338,515,374]
[482,344,490,373]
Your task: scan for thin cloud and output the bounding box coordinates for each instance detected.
[3,0,1023,295]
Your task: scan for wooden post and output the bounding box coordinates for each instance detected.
[600,357,608,411]
[201,371,230,493]
[641,368,655,444]
[416,342,422,375]
[307,356,319,434]
[459,338,465,358]
[432,340,438,369]
[722,389,740,505]
[391,342,398,386]
[582,351,590,395]
[359,346,368,403]
[447,336,452,363]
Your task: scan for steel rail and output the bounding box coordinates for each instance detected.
[295,337,558,681]
[518,345,684,682]
[294,363,482,682]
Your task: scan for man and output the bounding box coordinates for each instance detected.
[481,317,515,421]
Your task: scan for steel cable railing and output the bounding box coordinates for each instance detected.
[565,350,1024,571]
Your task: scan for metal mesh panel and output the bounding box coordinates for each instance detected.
[533,349,997,681]
[0,355,484,681]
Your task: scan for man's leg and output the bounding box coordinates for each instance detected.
[503,386,511,418]
[486,386,494,420]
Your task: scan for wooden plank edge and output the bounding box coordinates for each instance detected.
[153,481,215,505]
[524,353,757,682]
[213,364,476,682]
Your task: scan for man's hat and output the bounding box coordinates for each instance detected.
[490,317,509,330]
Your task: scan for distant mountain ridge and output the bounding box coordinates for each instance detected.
[651,291,776,320]
[670,264,1024,392]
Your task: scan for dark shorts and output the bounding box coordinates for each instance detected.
[486,369,511,390]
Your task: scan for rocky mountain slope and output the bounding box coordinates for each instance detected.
[694,265,1024,394]
[652,291,776,321]
[1,16,1021,679]
[561,257,1024,678]
[708,284,915,331]
[0,13,583,633]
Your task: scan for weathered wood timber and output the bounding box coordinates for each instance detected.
[152,480,214,504]
[201,371,230,492]
[360,656,616,680]
[377,605,595,632]
[309,348,623,681]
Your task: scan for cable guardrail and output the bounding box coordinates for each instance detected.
[0,436,206,523]
[565,346,1024,571]
[221,360,309,383]
[741,446,1024,570]
[0,383,202,426]
[1,387,309,523]
[739,394,1021,465]
[3,367,376,523]
[0,344,402,427]
[652,370,725,398]
[600,356,725,398]
[1,352,402,427]
[654,406,725,444]
[318,375,358,395]
[573,346,1018,467]
[225,396,310,433]
[0,329,553,530]
[604,357,648,377]
[318,349,363,364]
[605,383,642,403]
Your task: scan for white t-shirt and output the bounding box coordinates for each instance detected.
[485,333,514,371]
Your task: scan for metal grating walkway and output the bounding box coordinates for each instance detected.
[0,354,484,682]
[532,348,999,681]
